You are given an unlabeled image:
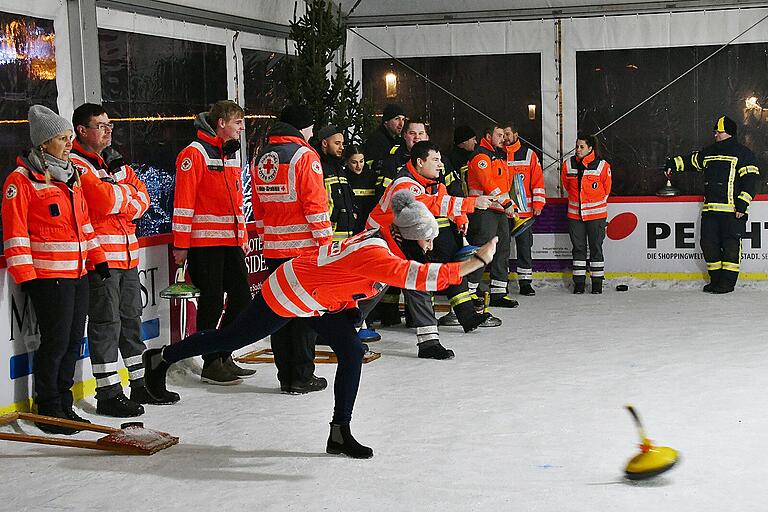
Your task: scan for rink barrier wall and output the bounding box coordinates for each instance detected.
[2,195,768,411]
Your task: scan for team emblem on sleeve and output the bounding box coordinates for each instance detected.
[5,184,17,199]
[180,158,193,171]
[409,185,422,196]
[478,159,488,169]
[257,152,280,183]
[311,161,323,175]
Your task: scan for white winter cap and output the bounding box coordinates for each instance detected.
[391,190,439,241]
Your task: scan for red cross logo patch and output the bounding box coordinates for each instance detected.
[257,152,279,183]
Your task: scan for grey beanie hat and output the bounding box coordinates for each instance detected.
[28,105,73,147]
[391,190,439,241]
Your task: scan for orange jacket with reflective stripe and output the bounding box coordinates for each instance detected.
[261,230,462,317]
[250,123,333,259]
[467,138,512,212]
[71,141,149,269]
[172,129,246,249]
[505,140,546,219]
[366,161,477,258]
[2,157,106,284]
[561,151,612,221]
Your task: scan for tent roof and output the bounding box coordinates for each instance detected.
[338,0,765,26]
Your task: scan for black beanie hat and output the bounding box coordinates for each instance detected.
[713,115,738,137]
[279,104,314,130]
[316,124,343,141]
[453,125,476,145]
[382,103,406,122]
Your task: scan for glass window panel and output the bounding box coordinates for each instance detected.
[577,43,768,196]
[0,12,58,246]
[98,29,227,236]
[362,54,542,157]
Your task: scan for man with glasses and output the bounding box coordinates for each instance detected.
[71,103,178,417]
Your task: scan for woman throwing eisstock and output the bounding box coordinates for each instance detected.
[143,190,498,459]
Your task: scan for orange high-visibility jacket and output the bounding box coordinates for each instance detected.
[71,141,149,269]
[561,151,612,221]
[366,160,477,258]
[250,122,333,259]
[172,126,246,250]
[467,138,512,213]
[262,230,462,317]
[2,156,106,284]
[505,140,546,219]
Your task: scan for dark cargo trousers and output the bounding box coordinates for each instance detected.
[187,246,252,367]
[466,209,511,296]
[88,267,145,400]
[568,218,606,285]
[25,276,89,414]
[266,257,317,386]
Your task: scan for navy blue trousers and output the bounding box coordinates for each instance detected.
[163,294,366,424]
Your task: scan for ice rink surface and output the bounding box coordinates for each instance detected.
[1,284,766,511]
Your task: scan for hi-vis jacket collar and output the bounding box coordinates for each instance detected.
[576,150,596,166]
[267,122,320,159]
[506,139,521,153]
[72,139,106,167]
[405,160,438,188]
[16,155,47,183]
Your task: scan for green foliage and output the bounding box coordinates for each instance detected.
[286,0,372,144]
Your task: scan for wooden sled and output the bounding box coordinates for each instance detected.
[0,412,178,455]
[236,348,381,365]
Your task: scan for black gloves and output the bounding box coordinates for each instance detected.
[102,146,126,173]
[95,262,111,281]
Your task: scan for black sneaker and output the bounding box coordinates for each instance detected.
[326,423,373,459]
[63,408,91,425]
[573,282,585,294]
[281,375,328,394]
[201,359,242,386]
[417,342,455,360]
[35,408,80,435]
[519,283,536,296]
[96,393,145,418]
[131,385,180,405]
[489,295,519,308]
[223,356,257,378]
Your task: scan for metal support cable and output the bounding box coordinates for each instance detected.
[347,27,559,164]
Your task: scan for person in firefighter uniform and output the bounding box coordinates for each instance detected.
[561,133,612,294]
[366,141,497,359]
[2,105,107,434]
[315,125,358,241]
[362,103,406,173]
[70,103,177,418]
[466,124,519,307]
[172,100,254,385]
[251,104,333,394]
[666,115,760,293]
[142,190,500,459]
[503,122,546,296]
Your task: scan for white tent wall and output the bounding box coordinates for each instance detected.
[346,6,768,197]
[156,0,300,27]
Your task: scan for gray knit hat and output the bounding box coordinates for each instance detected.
[391,190,439,240]
[28,105,73,147]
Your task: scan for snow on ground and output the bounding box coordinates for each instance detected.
[1,285,767,511]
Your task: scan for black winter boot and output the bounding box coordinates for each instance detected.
[573,282,585,294]
[326,423,373,459]
[519,282,536,296]
[131,385,180,405]
[704,269,721,292]
[142,348,177,402]
[35,405,80,435]
[590,279,603,294]
[417,340,455,360]
[453,301,490,333]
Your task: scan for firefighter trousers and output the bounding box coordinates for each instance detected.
[701,211,746,290]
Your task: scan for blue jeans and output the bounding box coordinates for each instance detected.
[163,294,366,424]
